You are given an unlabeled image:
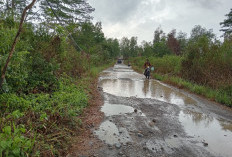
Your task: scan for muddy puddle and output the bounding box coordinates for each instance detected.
[95,101,145,145]
[179,110,232,157]
[101,102,134,117]
[99,79,198,107]
[97,64,232,156]
[94,120,132,145]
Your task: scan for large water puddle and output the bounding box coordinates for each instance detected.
[99,79,197,106]
[101,102,134,116]
[179,110,232,157]
[95,102,145,144]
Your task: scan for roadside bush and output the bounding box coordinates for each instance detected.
[0,124,34,157]
[131,55,182,75]
[181,36,232,89]
[0,51,31,93]
[27,52,59,93]
[0,77,88,156]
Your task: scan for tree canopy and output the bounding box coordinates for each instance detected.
[220,8,232,35]
[0,0,94,24]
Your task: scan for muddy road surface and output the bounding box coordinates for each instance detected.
[87,64,232,157]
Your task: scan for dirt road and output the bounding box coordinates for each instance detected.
[78,64,232,157]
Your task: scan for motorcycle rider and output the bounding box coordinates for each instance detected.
[144,59,151,69]
[144,59,151,79]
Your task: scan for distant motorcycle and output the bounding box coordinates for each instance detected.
[144,66,151,79]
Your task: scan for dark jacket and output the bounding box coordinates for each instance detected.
[144,61,151,69]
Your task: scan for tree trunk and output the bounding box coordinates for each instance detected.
[0,0,37,89]
[12,0,15,16]
[6,0,9,11]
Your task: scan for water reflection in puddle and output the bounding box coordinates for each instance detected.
[94,120,131,145]
[101,103,134,116]
[99,79,197,106]
[179,110,232,157]
[95,101,145,144]
[101,102,145,117]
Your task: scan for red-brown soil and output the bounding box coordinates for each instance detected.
[67,79,104,157]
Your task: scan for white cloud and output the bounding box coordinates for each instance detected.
[88,0,232,43]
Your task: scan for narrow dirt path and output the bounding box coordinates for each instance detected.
[69,64,232,157]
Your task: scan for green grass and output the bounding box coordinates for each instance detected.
[89,61,114,78]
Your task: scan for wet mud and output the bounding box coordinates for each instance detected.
[83,64,232,157]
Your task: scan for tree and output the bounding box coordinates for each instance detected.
[0,0,37,89]
[103,38,120,58]
[152,27,171,57]
[0,0,94,25]
[72,22,104,53]
[153,38,171,57]
[129,36,138,57]
[167,29,180,55]
[153,27,165,44]
[0,0,27,18]
[177,31,188,54]
[190,25,215,42]
[141,41,153,57]
[120,37,130,58]
[40,0,94,24]
[220,9,232,34]
[119,37,139,58]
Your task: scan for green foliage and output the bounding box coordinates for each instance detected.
[40,0,94,24]
[0,16,116,155]
[103,38,120,58]
[120,36,140,58]
[72,22,105,53]
[189,25,215,42]
[0,77,88,156]
[0,93,30,113]
[153,38,172,57]
[26,52,59,93]
[0,51,31,93]
[0,124,34,157]
[141,41,153,57]
[0,0,94,26]
[131,55,182,75]
[0,27,17,54]
[182,34,232,88]
[220,8,232,35]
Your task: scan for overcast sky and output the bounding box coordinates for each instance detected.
[88,0,232,44]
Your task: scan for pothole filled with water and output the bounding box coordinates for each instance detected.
[101,102,145,117]
[94,120,131,145]
[99,79,198,107]
[179,110,232,157]
[101,103,134,116]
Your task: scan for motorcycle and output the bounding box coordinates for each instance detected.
[144,66,154,79]
[144,66,151,79]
